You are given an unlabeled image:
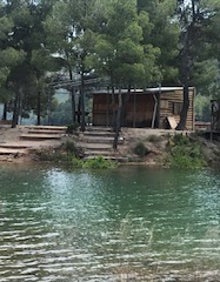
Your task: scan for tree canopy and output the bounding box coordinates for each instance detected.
[0,0,219,127]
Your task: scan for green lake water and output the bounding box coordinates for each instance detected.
[0,165,219,281]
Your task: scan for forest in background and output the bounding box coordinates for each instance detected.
[0,0,220,128]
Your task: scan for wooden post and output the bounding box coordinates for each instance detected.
[37,90,41,125]
[106,91,109,127]
[71,87,76,124]
[157,85,161,128]
[113,89,122,150]
[210,100,215,142]
[2,103,7,121]
[151,94,158,129]
[133,92,136,128]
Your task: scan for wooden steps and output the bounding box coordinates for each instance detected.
[24,125,67,131]
[0,125,66,159]
[86,126,112,132]
[83,147,115,156]
[0,148,27,155]
[78,143,113,150]
[82,136,124,144]
[83,131,115,137]
[0,143,31,149]
[78,127,125,162]
[20,134,62,140]
[0,142,31,157]
[28,129,66,135]
[20,125,66,141]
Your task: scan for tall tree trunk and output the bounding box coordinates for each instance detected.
[113,87,131,149]
[68,66,76,124]
[77,96,81,124]
[12,91,19,128]
[111,86,116,130]
[80,61,86,132]
[113,88,122,150]
[176,42,191,130]
[176,83,190,130]
[176,0,196,130]
[47,89,52,125]
[71,87,76,124]
[37,90,41,125]
[18,91,22,125]
[2,103,7,121]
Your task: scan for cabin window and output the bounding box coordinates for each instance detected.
[170,102,183,115]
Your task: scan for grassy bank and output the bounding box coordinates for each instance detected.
[32,131,220,170]
[34,140,117,169]
[166,134,206,169]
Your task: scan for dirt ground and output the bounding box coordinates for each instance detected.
[0,125,63,163]
[0,125,215,167]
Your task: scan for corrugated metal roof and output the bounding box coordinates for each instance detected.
[92,87,194,94]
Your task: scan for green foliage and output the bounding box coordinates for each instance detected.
[168,134,206,169]
[47,100,73,125]
[82,156,117,169]
[91,0,161,88]
[195,94,211,122]
[71,157,84,169]
[35,147,70,162]
[0,16,13,40]
[0,0,219,128]
[71,156,117,169]
[62,139,77,154]
[36,139,83,162]
[66,123,79,134]
[134,142,149,157]
[0,0,56,126]
[193,59,220,99]
[138,0,179,84]
[35,141,116,169]
[0,48,25,68]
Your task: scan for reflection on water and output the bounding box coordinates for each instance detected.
[0,165,220,281]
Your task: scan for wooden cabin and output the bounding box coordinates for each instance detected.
[92,87,195,130]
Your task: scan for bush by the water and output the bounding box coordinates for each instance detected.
[84,156,116,169]
[34,147,71,162]
[36,140,83,162]
[34,140,116,169]
[72,156,117,169]
[62,139,83,157]
[168,134,205,169]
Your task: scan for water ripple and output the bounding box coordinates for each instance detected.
[0,167,220,281]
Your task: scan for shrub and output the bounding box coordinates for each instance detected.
[133,142,150,157]
[66,122,79,134]
[34,148,69,162]
[62,140,77,154]
[71,157,84,168]
[82,156,117,169]
[168,134,206,169]
[62,139,84,158]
